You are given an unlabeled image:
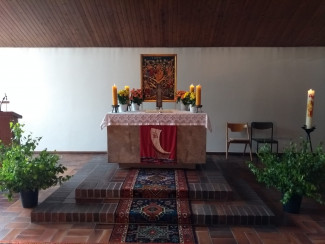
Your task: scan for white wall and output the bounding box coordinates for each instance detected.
[0,47,324,152]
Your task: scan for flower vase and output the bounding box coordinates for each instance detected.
[131,103,140,111]
[190,104,196,113]
[181,103,189,111]
[119,104,128,112]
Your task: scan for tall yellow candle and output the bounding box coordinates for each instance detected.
[112,84,118,106]
[195,84,201,106]
[190,84,194,93]
[306,89,315,129]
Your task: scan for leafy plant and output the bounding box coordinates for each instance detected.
[247,139,325,204]
[0,122,71,200]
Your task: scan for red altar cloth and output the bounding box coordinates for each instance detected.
[140,125,177,164]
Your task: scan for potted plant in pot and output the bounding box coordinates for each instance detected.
[117,89,129,112]
[0,122,71,208]
[130,88,143,111]
[247,139,325,214]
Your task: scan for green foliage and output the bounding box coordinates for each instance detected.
[0,122,71,200]
[247,139,325,204]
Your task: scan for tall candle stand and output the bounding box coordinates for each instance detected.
[112,105,119,113]
[301,125,315,152]
[195,105,203,113]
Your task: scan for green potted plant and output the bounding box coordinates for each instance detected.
[247,139,325,214]
[0,122,71,208]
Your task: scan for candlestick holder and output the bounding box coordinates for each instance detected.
[112,105,119,113]
[127,103,131,112]
[301,125,315,152]
[195,105,203,113]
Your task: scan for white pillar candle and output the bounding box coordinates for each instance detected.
[305,89,315,129]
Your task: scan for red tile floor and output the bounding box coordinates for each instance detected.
[1,153,325,244]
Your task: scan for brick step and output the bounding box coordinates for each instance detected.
[75,182,233,203]
[31,201,274,226]
[31,156,275,227]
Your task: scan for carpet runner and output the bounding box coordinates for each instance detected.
[110,168,196,244]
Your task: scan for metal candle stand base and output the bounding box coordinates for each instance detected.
[127,104,131,111]
[301,125,315,152]
[195,105,203,113]
[112,105,119,113]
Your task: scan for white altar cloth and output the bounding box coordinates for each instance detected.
[100,110,211,131]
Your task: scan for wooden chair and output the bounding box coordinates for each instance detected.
[250,122,278,154]
[226,122,252,160]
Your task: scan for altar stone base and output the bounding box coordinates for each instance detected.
[107,125,206,169]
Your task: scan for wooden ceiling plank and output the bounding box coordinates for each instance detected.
[0,3,20,46]
[281,0,325,46]
[124,0,144,47]
[56,0,85,47]
[146,0,165,47]
[0,0,325,47]
[115,0,133,46]
[82,0,109,46]
[41,0,77,46]
[97,0,120,46]
[62,0,90,47]
[18,0,58,47]
[0,0,37,46]
[76,0,101,46]
[298,3,325,45]
[62,0,94,47]
[181,0,200,47]
[137,0,152,47]
[210,0,230,46]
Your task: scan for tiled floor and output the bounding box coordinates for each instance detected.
[1,153,325,244]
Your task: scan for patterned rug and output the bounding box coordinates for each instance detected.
[115,198,192,224]
[110,168,196,244]
[109,224,195,244]
[121,169,189,199]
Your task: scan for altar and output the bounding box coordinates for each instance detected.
[100,110,208,168]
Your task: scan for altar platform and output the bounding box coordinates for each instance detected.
[31,154,274,226]
[3,154,325,243]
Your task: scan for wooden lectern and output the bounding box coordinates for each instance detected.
[0,112,22,145]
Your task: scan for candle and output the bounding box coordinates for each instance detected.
[306,89,315,129]
[190,84,194,93]
[112,84,118,106]
[195,84,201,106]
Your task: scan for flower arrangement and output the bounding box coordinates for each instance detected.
[117,89,129,105]
[175,90,186,103]
[130,88,143,105]
[182,91,196,105]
